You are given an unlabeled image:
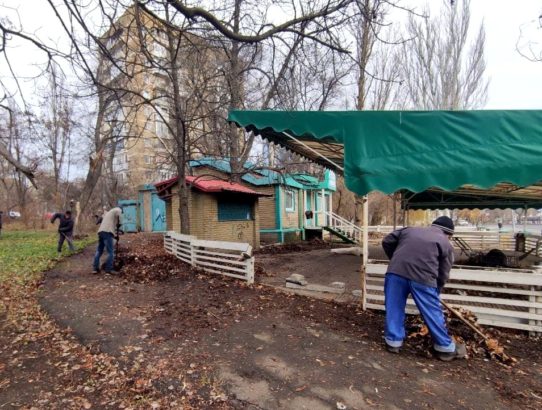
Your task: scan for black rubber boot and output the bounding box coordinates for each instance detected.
[385,344,401,354]
[435,343,467,361]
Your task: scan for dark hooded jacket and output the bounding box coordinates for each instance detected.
[51,213,74,235]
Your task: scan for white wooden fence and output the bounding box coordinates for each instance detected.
[164,232,255,284]
[365,263,542,333]
[366,228,542,255]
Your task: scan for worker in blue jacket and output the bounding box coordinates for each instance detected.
[51,210,75,257]
[382,216,466,361]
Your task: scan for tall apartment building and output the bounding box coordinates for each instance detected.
[98,5,226,189]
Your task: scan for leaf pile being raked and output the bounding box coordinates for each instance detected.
[114,235,189,283]
[406,306,516,365]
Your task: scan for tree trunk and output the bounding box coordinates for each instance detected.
[75,89,109,232]
[165,6,190,234]
[228,0,244,182]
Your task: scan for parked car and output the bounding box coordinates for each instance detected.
[457,219,469,226]
[8,210,21,219]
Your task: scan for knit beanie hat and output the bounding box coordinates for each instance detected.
[431,216,455,235]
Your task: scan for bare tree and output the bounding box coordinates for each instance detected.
[400,0,488,110]
[35,65,76,208]
[0,104,35,221]
[516,13,542,62]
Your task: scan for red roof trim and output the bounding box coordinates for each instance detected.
[154,175,271,197]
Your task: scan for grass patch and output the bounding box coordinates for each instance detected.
[0,231,95,284]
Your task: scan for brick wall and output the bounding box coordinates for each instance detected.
[166,184,260,249]
[281,187,301,229]
[166,195,173,231]
[193,165,275,233]
[167,187,194,233]
[257,186,276,229]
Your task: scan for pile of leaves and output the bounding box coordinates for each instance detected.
[115,236,187,283]
[406,307,516,365]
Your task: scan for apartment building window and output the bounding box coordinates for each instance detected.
[144,138,152,148]
[110,64,121,79]
[155,106,169,138]
[144,155,151,164]
[154,43,168,59]
[145,171,152,180]
[115,139,124,150]
[156,120,169,138]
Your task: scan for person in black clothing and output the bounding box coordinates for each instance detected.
[51,210,75,256]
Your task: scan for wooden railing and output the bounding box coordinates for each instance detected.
[164,232,255,284]
[324,211,363,243]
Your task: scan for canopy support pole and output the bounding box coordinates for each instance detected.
[393,193,397,230]
[361,195,369,311]
[524,205,528,232]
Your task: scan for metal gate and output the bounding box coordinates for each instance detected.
[118,199,138,232]
[151,192,166,232]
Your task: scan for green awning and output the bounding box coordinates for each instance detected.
[228,110,542,197]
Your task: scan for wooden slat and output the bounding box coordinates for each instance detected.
[367,290,542,312]
[444,283,541,296]
[441,294,542,309]
[192,259,250,274]
[198,267,246,280]
[367,293,542,322]
[193,249,245,259]
[192,253,247,267]
[367,280,542,296]
[192,239,250,252]
[367,264,542,286]
[477,318,542,332]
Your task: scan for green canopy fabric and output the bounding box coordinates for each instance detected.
[228,110,542,197]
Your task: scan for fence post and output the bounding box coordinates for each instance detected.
[190,240,196,267]
[246,257,255,285]
[172,236,178,257]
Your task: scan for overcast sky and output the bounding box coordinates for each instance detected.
[1,0,541,109]
[466,0,542,108]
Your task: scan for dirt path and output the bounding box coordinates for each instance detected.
[36,234,542,409]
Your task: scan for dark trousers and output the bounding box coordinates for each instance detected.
[93,232,114,272]
[58,232,75,252]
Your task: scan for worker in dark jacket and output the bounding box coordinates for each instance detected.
[382,216,466,361]
[51,210,75,256]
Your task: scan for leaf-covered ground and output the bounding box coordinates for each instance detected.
[1,232,541,409]
[0,231,144,409]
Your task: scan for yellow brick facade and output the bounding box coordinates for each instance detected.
[166,185,260,249]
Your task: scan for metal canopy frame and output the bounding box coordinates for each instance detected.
[248,127,345,174]
[403,183,542,210]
